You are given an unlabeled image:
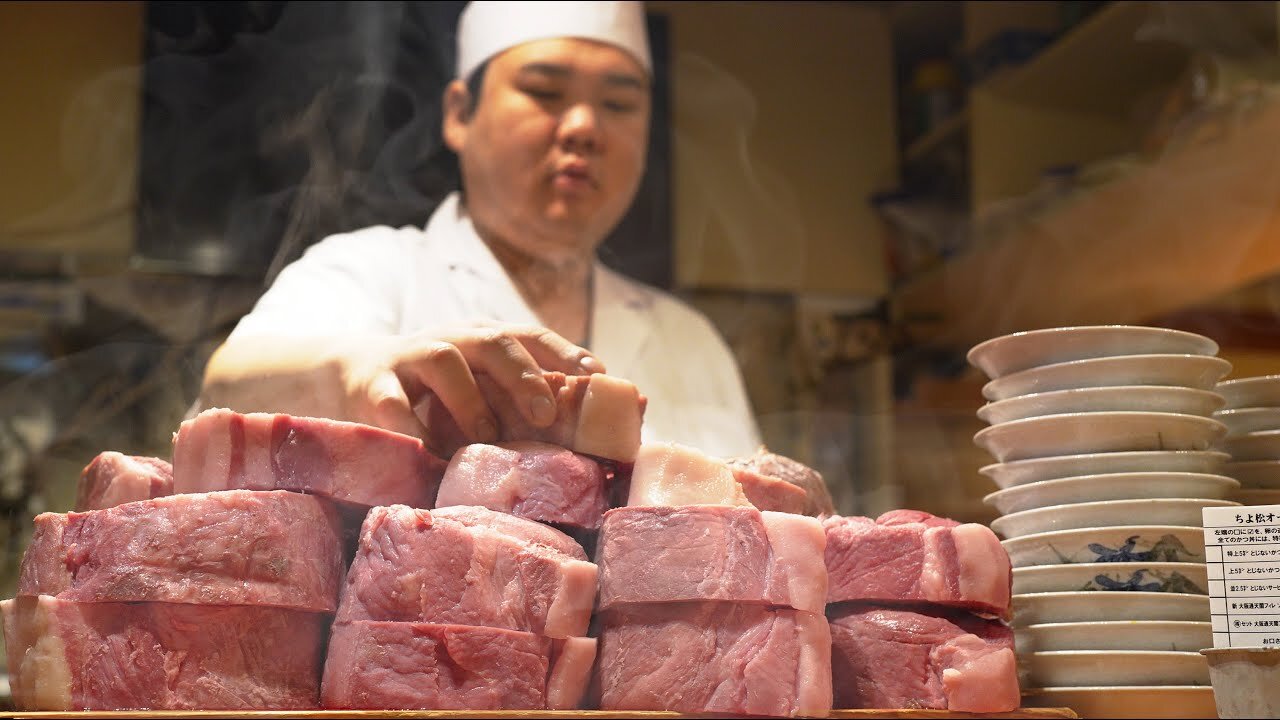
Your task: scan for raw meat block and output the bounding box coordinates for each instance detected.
[597,505,827,613]
[336,504,597,638]
[730,465,808,514]
[2,595,326,710]
[435,441,610,530]
[727,447,836,516]
[73,452,172,511]
[172,408,446,509]
[322,621,595,710]
[625,442,750,507]
[417,371,646,462]
[596,601,832,718]
[823,511,1011,617]
[19,489,343,612]
[828,604,1019,712]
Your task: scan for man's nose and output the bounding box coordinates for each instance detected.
[557,103,601,154]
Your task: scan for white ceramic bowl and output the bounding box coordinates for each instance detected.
[1015,621,1212,653]
[980,450,1229,490]
[1218,375,1280,410]
[1230,488,1280,507]
[973,412,1227,463]
[1021,687,1217,719]
[984,472,1238,515]
[1215,407,1280,437]
[1023,650,1210,687]
[978,385,1224,425]
[1012,591,1210,624]
[1223,460,1280,488]
[1002,525,1206,568]
[968,326,1219,380]
[1221,429,1280,462]
[982,354,1232,402]
[991,498,1240,539]
[1012,562,1208,595]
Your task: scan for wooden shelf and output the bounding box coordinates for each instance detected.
[893,87,1280,351]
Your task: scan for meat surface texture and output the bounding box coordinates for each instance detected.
[172,408,446,509]
[3,595,326,710]
[828,604,1019,712]
[435,441,610,530]
[823,511,1011,617]
[597,505,827,613]
[730,465,808,514]
[19,490,344,612]
[596,601,832,717]
[322,621,595,710]
[417,372,646,462]
[336,504,596,638]
[727,447,836,516]
[625,442,750,507]
[73,452,172,511]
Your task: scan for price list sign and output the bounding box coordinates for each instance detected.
[1204,504,1280,648]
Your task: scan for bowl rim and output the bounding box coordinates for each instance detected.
[983,353,1233,401]
[991,498,1241,537]
[980,450,1231,483]
[1011,560,1210,576]
[968,325,1219,378]
[999,523,1206,547]
[980,385,1225,424]
[983,471,1240,511]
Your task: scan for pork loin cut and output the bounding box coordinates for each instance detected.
[730,465,808,514]
[828,604,1019,712]
[336,504,596,638]
[435,441,610,530]
[626,442,750,507]
[3,595,326,710]
[418,371,645,462]
[727,447,835,516]
[73,452,172,511]
[597,505,826,613]
[596,601,832,717]
[322,621,595,710]
[19,489,343,612]
[824,511,1011,617]
[172,408,446,509]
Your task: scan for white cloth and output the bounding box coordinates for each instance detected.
[230,193,762,458]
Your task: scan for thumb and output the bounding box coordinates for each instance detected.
[365,370,424,440]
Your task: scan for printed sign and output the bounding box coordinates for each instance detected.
[1204,504,1280,648]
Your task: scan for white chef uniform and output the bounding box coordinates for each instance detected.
[229,193,763,458]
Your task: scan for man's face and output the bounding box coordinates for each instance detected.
[444,37,651,261]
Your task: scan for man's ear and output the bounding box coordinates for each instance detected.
[442,79,472,154]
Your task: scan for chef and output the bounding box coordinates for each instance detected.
[197,0,762,458]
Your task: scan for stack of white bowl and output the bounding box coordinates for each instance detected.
[1215,375,1280,507]
[968,326,1241,720]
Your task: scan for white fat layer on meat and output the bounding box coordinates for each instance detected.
[794,611,834,718]
[545,560,599,639]
[952,523,1006,606]
[4,598,73,711]
[627,443,750,507]
[574,374,642,462]
[546,637,597,710]
[919,527,948,602]
[760,511,827,614]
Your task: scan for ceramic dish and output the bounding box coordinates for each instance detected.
[982,354,1232,402]
[967,326,1219,380]
[1021,686,1217,719]
[1218,374,1280,409]
[1230,488,1280,507]
[990,498,1240,539]
[1011,562,1208,595]
[1215,407,1280,437]
[973,412,1227,463]
[1220,429,1280,462]
[1023,650,1210,687]
[1014,621,1212,653]
[1001,525,1206,568]
[1012,591,1210,624]
[977,385,1224,425]
[980,450,1229,489]
[1223,460,1280,488]
[984,472,1238,515]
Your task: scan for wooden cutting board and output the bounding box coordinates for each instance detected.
[7,709,1078,719]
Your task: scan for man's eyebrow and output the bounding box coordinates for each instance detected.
[517,62,648,91]
[604,71,648,91]
[518,62,571,78]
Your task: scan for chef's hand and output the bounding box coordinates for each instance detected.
[198,324,604,442]
[348,323,604,441]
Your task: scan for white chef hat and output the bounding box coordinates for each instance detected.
[455,1,652,81]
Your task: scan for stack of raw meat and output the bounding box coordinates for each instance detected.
[823,509,1020,712]
[592,442,834,718]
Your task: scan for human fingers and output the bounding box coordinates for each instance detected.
[392,340,498,443]
[449,328,561,428]
[474,322,605,376]
[360,369,425,440]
